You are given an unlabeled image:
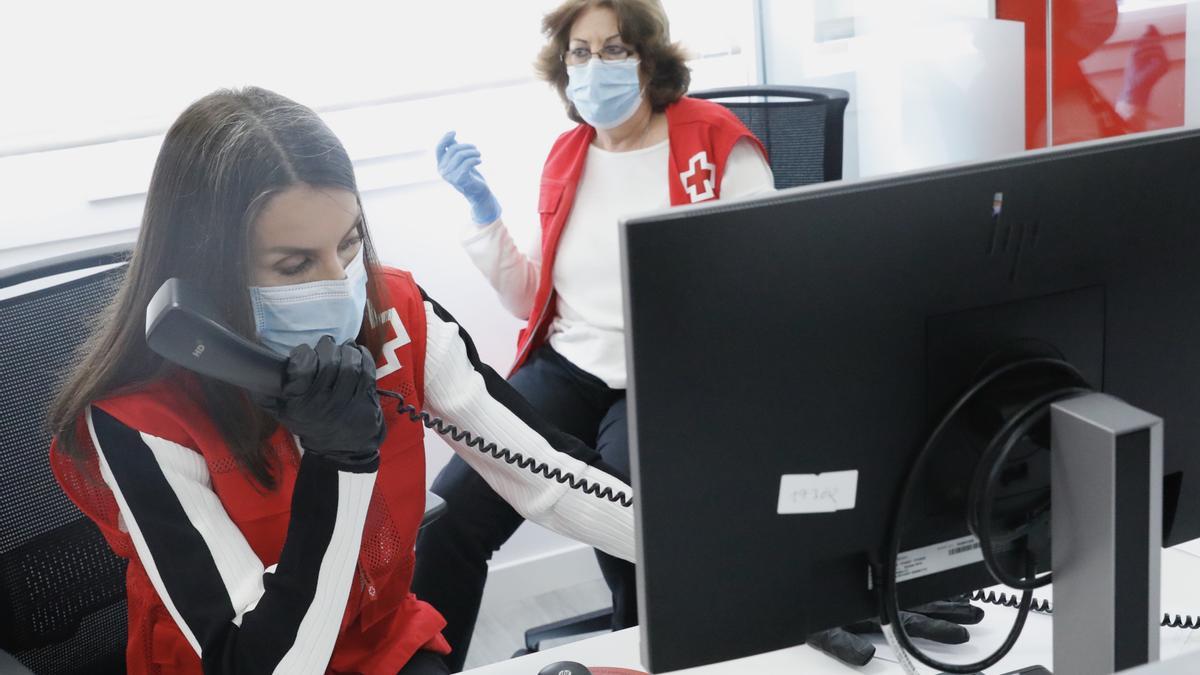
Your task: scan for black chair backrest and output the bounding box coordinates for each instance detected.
[0,245,133,674]
[691,85,850,189]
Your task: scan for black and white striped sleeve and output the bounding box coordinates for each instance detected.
[419,290,635,562]
[86,406,376,674]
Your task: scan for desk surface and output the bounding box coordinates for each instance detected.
[463,544,1200,675]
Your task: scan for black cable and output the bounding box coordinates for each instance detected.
[1162,613,1200,630]
[971,589,1053,614]
[959,368,1200,636]
[970,590,1200,630]
[968,385,1090,590]
[377,390,634,507]
[882,357,1086,674]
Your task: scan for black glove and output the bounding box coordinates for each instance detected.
[254,335,385,467]
[808,596,984,667]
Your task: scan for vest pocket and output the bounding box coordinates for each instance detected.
[538,180,565,214]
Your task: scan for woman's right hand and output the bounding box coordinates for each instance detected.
[255,335,385,466]
[436,131,502,226]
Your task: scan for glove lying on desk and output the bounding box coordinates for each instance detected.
[807,596,985,667]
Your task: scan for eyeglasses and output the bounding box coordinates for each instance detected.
[562,44,636,66]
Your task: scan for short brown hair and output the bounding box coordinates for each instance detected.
[536,0,691,124]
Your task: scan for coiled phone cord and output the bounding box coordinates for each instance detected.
[378,390,634,508]
[970,590,1200,630]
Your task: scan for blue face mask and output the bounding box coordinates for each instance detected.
[249,246,369,356]
[565,59,644,130]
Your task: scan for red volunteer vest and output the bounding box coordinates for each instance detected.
[50,268,450,674]
[512,96,766,374]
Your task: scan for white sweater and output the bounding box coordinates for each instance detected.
[463,137,775,388]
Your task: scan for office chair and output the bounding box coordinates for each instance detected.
[692,85,850,187]
[0,244,134,675]
[517,84,851,657]
[0,245,448,674]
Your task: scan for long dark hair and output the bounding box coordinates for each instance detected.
[49,87,387,488]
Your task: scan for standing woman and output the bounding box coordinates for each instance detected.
[47,87,634,674]
[416,0,774,668]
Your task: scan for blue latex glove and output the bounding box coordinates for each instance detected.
[436,131,502,225]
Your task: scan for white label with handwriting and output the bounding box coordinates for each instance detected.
[777,471,859,514]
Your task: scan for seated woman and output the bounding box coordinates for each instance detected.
[47,86,634,675]
[415,1,774,668]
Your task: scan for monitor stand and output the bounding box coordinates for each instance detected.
[1051,393,1163,675]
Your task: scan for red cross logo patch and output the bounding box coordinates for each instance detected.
[680,151,717,203]
[369,305,412,380]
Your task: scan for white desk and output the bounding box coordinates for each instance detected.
[463,545,1200,675]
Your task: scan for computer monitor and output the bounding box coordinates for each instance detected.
[621,128,1200,673]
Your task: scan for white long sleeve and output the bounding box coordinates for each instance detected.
[719,137,777,199]
[461,218,541,320]
[419,294,636,562]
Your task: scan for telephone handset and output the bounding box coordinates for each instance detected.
[145,278,633,507]
[146,278,288,396]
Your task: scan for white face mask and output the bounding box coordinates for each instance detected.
[249,246,368,356]
[565,59,644,130]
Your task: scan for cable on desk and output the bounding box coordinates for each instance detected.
[970,590,1200,630]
